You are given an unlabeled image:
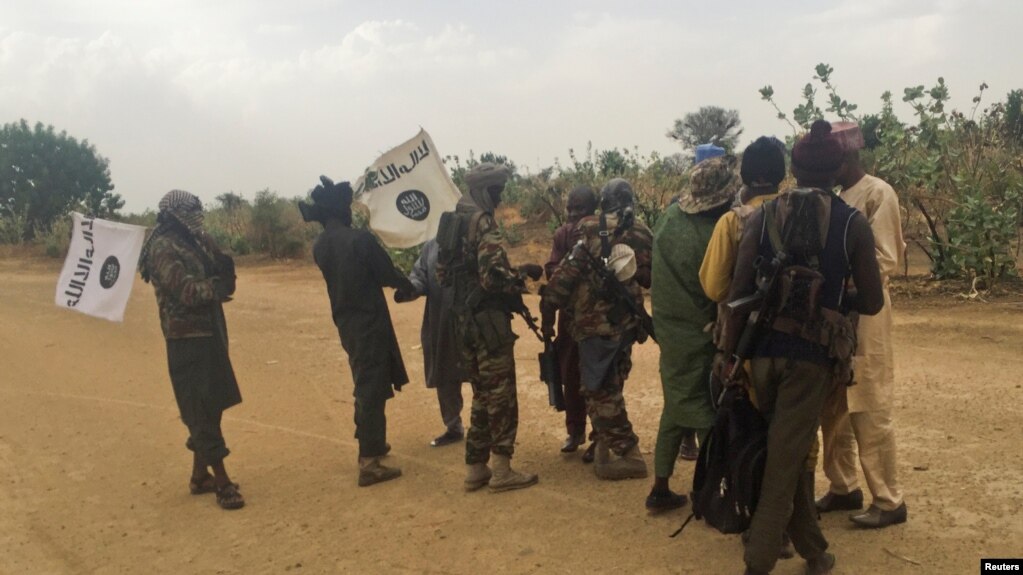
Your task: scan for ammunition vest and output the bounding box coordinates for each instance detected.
[754,190,859,383]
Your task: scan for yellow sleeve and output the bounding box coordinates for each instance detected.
[699,212,738,303]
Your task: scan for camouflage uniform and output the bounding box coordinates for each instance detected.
[440,203,531,465]
[543,213,652,455]
[147,230,227,338]
[142,212,241,465]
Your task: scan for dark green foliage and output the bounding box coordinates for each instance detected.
[1005,89,1023,146]
[667,106,743,153]
[248,190,313,258]
[0,120,122,240]
[763,65,1022,283]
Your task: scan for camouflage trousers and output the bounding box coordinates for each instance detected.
[463,338,519,464]
[581,342,639,455]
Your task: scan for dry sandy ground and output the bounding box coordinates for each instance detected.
[1,256,1021,575]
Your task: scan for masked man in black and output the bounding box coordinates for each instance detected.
[301,176,415,487]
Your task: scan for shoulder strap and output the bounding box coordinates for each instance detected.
[467,210,486,247]
[598,212,611,260]
[764,201,784,258]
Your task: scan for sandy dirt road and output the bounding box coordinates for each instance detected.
[1,256,1021,574]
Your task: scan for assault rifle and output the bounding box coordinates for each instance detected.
[506,293,566,411]
[574,241,657,343]
[720,194,811,390]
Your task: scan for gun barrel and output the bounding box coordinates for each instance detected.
[725,292,763,315]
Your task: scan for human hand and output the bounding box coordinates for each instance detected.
[520,263,543,281]
[212,277,233,302]
[214,253,237,296]
[393,288,416,303]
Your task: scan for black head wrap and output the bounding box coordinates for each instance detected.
[299,176,353,225]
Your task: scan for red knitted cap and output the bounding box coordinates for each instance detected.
[791,120,844,175]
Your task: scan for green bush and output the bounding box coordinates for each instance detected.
[250,189,311,259]
[40,215,72,258]
[761,65,1022,283]
[0,201,28,245]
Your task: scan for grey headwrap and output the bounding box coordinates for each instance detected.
[599,178,635,213]
[462,162,511,214]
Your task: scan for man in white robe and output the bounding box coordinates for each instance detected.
[816,122,908,528]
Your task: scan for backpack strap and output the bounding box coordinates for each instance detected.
[764,200,784,258]
[467,210,486,247]
[598,212,612,260]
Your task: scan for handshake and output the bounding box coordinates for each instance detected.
[393,278,419,303]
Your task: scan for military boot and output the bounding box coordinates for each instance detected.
[358,457,401,487]
[595,444,648,480]
[464,463,492,492]
[488,454,538,493]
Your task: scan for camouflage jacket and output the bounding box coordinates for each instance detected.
[146,229,225,339]
[437,203,528,306]
[544,213,653,340]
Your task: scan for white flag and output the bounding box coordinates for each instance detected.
[55,213,146,322]
[354,129,462,248]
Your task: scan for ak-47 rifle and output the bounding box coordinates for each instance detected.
[574,241,657,343]
[719,193,812,392]
[505,293,566,411]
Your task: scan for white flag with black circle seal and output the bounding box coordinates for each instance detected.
[55,213,146,322]
[354,129,462,248]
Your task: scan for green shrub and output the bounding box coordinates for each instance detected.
[761,65,1022,283]
[39,215,72,258]
[250,189,311,258]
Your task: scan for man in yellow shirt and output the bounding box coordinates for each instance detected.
[699,136,786,303]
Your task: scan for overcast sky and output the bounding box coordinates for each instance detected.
[3,0,1020,212]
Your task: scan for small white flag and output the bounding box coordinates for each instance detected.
[354,129,462,248]
[55,213,146,322]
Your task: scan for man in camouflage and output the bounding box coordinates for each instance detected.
[139,189,244,510]
[543,179,652,480]
[436,162,543,493]
[540,186,598,459]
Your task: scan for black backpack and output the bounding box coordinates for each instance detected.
[671,386,768,537]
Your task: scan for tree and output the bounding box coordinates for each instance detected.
[1004,89,1023,146]
[443,150,517,192]
[0,120,121,239]
[666,106,744,153]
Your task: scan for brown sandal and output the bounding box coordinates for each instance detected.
[216,482,245,510]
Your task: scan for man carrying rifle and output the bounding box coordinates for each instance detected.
[540,186,598,460]
[543,179,653,481]
[435,162,543,493]
[646,155,740,512]
[730,120,884,575]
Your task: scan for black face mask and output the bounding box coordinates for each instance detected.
[299,201,325,224]
[487,185,504,208]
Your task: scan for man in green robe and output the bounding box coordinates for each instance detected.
[645,156,741,511]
